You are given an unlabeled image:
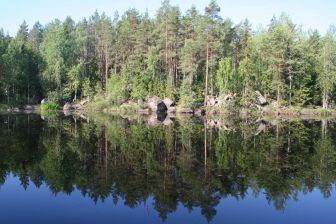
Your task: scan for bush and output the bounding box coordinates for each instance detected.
[40,102,59,111]
[108,74,129,105]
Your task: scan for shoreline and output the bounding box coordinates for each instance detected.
[3,103,336,118]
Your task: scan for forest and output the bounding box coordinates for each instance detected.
[0,0,336,111]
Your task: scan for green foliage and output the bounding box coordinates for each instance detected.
[107,73,129,105]
[177,78,196,108]
[40,102,59,111]
[1,6,336,111]
[216,57,234,95]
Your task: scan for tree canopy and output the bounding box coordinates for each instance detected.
[0,1,336,109]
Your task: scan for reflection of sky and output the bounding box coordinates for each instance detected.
[1,174,335,224]
[0,0,335,36]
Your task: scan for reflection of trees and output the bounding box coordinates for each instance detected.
[1,114,336,222]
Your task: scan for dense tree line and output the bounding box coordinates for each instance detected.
[1,0,336,109]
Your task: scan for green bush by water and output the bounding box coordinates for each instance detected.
[40,102,59,111]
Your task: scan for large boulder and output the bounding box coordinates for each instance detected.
[63,102,73,111]
[167,106,176,114]
[206,96,218,106]
[255,119,266,135]
[163,98,175,108]
[255,91,267,105]
[23,105,39,111]
[157,101,168,113]
[147,96,161,111]
[41,98,48,104]
[163,117,174,126]
[147,96,167,113]
[147,114,161,127]
[195,109,206,116]
[73,97,89,109]
[300,108,315,116]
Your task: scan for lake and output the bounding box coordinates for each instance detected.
[0,113,336,224]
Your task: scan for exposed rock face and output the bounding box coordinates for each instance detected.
[147,96,168,113]
[63,98,89,113]
[207,97,218,106]
[255,119,266,135]
[255,91,267,105]
[167,106,176,114]
[9,105,39,113]
[147,96,161,111]
[300,108,315,115]
[157,101,168,113]
[163,98,174,108]
[206,119,235,131]
[63,102,73,111]
[41,98,48,104]
[163,117,174,126]
[195,109,206,116]
[72,97,89,109]
[206,94,233,108]
[23,105,39,111]
[223,94,233,101]
[147,114,161,127]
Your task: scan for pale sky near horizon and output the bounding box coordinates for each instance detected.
[0,0,335,36]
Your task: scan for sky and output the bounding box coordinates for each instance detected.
[0,0,335,36]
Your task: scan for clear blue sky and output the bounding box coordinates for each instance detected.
[0,0,335,36]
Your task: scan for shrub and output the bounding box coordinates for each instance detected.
[40,102,59,111]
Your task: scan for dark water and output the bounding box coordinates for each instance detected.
[1,113,336,224]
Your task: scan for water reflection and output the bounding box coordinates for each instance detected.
[0,114,336,223]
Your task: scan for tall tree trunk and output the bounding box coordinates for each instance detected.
[105,45,108,94]
[322,118,327,139]
[165,25,168,72]
[204,41,209,106]
[210,48,213,96]
[277,76,280,104]
[289,69,292,104]
[204,119,207,170]
[323,89,328,109]
[27,82,30,104]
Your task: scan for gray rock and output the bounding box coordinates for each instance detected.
[163,98,174,108]
[300,108,315,115]
[255,91,267,105]
[207,97,217,106]
[147,114,161,127]
[147,96,167,113]
[195,109,206,116]
[157,101,167,113]
[167,106,176,113]
[163,117,173,126]
[63,102,73,111]
[41,98,48,104]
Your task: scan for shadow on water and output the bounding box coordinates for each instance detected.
[1,113,336,222]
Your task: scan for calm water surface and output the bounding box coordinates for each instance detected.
[1,113,336,224]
